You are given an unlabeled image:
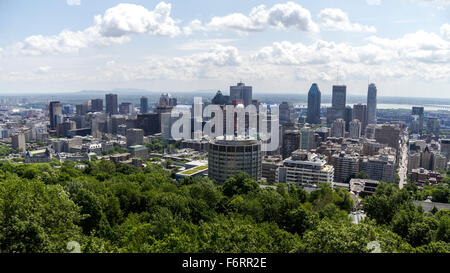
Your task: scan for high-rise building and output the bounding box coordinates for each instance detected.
[331,152,359,183]
[361,155,396,183]
[159,93,177,107]
[111,115,126,134]
[282,130,301,159]
[76,102,89,115]
[137,113,161,135]
[211,90,230,105]
[230,82,252,107]
[281,150,334,186]
[49,101,62,130]
[426,117,440,137]
[140,97,149,114]
[440,139,450,161]
[300,127,316,151]
[375,124,400,151]
[208,137,262,184]
[105,94,118,115]
[306,83,321,124]
[331,119,346,138]
[330,85,347,123]
[345,106,353,131]
[119,102,134,115]
[279,102,295,124]
[12,133,26,151]
[349,119,362,139]
[126,128,144,147]
[353,104,368,133]
[411,107,424,134]
[367,83,377,124]
[91,99,103,112]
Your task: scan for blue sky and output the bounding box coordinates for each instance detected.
[0,0,449,97]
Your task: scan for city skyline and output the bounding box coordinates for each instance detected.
[0,0,449,97]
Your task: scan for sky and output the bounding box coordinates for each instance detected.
[0,0,449,98]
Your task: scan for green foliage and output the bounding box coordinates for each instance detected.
[0,159,448,253]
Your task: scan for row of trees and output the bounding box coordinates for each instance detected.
[0,159,448,253]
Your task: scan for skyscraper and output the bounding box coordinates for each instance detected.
[329,85,346,123]
[353,104,368,133]
[49,101,62,130]
[411,107,424,134]
[105,94,118,115]
[367,83,377,124]
[306,83,321,124]
[279,102,295,124]
[230,82,252,106]
[140,97,149,114]
[91,99,103,112]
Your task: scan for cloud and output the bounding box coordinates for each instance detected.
[9,2,180,56]
[36,66,52,74]
[204,2,318,34]
[96,2,180,38]
[441,24,450,40]
[67,0,81,6]
[366,0,381,5]
[318,8,376,32]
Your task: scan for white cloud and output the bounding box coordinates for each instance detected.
[318,8,376,32]
[205,2,318,34]
[183,20,206,36]
[9,2,180,56]
[96,2,180,38]
[36,66,52,73]
[441,24,450,40]
[366,0,381,5]
[67,0,81,6]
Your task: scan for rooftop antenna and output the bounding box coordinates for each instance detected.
[336,66,340,85]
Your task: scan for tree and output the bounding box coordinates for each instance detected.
[221,172,259,197]
[363,182,410,225]
[0,176,82,253]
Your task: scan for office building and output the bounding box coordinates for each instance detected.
[208,137,262,184]
[49,101,63,130]
[300,127,316,151]
[137,113,161,135]
[353,104,367,133]
[230,82,252,107]
[126,128,144,147]
[105,94,118,115]
[329,85,346,123]
[367,83,377,124]
[411,107,424,134]
[279,102,295,124]
[91,99,103,112]
[306,83,321,124]
[119,102,134,115]
[282,130,301,159]
[140,97,149,114]
[426,117,440,137]
[76,103,89,115]
[441,139,450,161]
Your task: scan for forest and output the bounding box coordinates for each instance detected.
[0,159,448,253]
